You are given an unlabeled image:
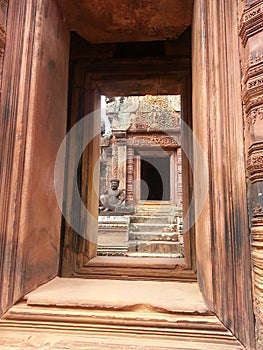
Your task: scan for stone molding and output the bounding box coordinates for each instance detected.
[239,2,263,45]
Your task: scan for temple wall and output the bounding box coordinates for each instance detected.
[0,0,69,314]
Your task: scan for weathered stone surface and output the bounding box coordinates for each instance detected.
[59,0,193,43]
[0,0,70,315]
[25,277,210,314]
[192,1,255,348]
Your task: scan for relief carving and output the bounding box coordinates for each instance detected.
[253,202,263,216]
[244,74,263,103]
[130,111,180,131]
[242,52,263,106]
[247,142,263,182]
[128,134,179,148]
[247,73,263,91]
[245,53,263,77]
[245,95,263,114]
[246,106,263,129]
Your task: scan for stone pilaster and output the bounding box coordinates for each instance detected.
[239,1,263,347]
[113,131,127,191]
[126,147,134,205]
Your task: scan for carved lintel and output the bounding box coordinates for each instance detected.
[239,2,263,45]
[127,133,180,148]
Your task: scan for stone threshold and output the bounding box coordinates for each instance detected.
[0,277,245,349]
[79,256,197,282]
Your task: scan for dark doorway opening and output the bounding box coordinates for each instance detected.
[141,157,170,201]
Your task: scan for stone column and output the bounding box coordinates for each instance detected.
[126,147,134,206]
[239,1,263,347]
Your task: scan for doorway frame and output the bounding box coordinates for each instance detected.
[0,1,256,348]
[59,56,196,273]
[134,149,175,204]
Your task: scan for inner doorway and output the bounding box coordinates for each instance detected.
[141,156,170,201]
[98,94,183,259]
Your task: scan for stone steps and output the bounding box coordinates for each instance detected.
[130,215,175,224]
[127,206,183,257]
[129,223,177,233]
[128,240,181,256]
[81,256,197,282]
[97,206,183,258]
[129,231,178,241]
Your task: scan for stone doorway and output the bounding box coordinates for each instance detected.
[140,156,170,201]
[98,95,184,258]
[0,1,256,348]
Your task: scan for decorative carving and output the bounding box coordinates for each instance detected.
[107,96,180,132]
[245,95,263,114]
[247,142,263,182]
[253,202,263,215]
[244,52,263,78]
[246,106,263,129]
[130,110,180,131]
[128,133,180,148]
[126,147,134,204]
[239,2,263,45]
[112,140,118,178]
[248,74,263,90]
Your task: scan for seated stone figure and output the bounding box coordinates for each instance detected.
[100,179,125,212]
